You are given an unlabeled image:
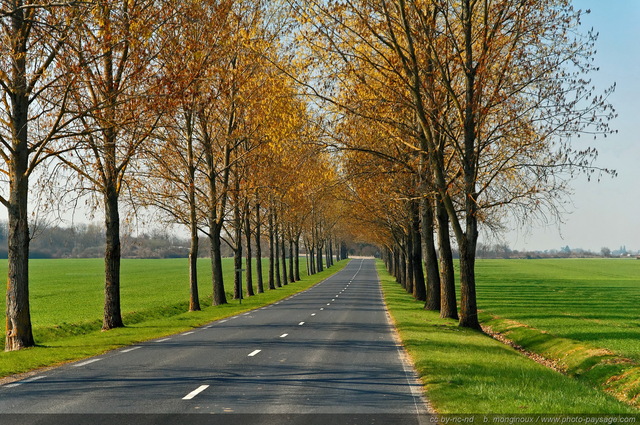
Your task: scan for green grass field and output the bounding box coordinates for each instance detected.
[475,259,640,362]
[378,260,636,414]
[0,256,347,378]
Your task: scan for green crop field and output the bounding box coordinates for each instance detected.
[475,259,640,362]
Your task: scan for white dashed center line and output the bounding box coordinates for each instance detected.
[74,358,102,367]
[280,333,288,338]
[183,331,195,336]
[298,322,305,326]
[121,346,141,353]
[156,338,171,343]
[182,385,209,400]
[248,350,262,357]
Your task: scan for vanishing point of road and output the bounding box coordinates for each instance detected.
[0,259,430,424]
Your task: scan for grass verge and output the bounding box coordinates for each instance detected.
[482,313,640,409]
[0,259,348,380]
[377,260,636,414]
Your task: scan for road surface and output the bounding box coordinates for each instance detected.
[0,259,430,424]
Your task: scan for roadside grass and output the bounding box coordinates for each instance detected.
[0,257,346,379]
[377,260,635,414]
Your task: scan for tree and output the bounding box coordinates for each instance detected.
[61,0,170,329]
[293,0,614,329]
[0,1,85,350]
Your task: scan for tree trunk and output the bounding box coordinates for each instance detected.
[103,185,124,330]
[4,25,35,349]
[405,233,414,295]
[5,149,34,350]
[233,201,242,300]
[188,219,200,311]
[411,200,426,302]
[187,120,200,312]
[316,244,323,273]
[210,223,227,305]
[459,233,480,329]
[423,197,440,311]
[294,236,301,281]
[328,238,334,267]
[274,216,281,287]
[288,237,295,282]
[437,197,458,319]
[255,203,264,293]
[245,209,254,297]
[268,212,275,290]
[280,228,288,285]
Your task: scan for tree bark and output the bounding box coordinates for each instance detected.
[4,8,34,349]
[280,226,288,285]
[422,196,440,311]
[268,212,275,290]
[288,237,295,282]
[5,148,34,350]
[188,218,200,311]
[410,200,426,301]
[186,116,200,312]
[103,184,124,330]
[255,202,264,293]
[437,196,458,319]
[244,207,254,297]
[210,223,227,305]
[405,233,414,295]
[233,199,242,300]
[294,235,301,281]
[274,212,281,287]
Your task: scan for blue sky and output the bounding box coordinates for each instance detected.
[502,0,640,252]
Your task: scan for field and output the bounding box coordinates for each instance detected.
[475,259,640,362]
[0,256,348,378]
[380,258,640,414]
[377,260,637,414]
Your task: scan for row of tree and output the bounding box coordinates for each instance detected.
[1,0,614,351]
[289,0,615,327]
[1,0,352,351]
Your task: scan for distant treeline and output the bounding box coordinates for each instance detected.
[0,222,221,259]
[476,243,636,260]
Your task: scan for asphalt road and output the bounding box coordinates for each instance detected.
[0,259,430,424]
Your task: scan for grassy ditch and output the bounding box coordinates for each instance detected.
[377,260,636,414]
[0,258,347,379]
[482,313,640,409]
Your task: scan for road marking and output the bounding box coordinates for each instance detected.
[243,313,251,316]
[220,319,228,323]
[320,308,324,310]
[311,313,316,316]
[298,322,305,326]
[156,338,171,343]
[332,299,335,301]
[74,358,102,367]
[121,346,141,353]
[183,331,195,336]
[280,333,288,338]
[248,350,262,357]
[327,303,331,306]
[182,385,209,400]
[5,376,46,388]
